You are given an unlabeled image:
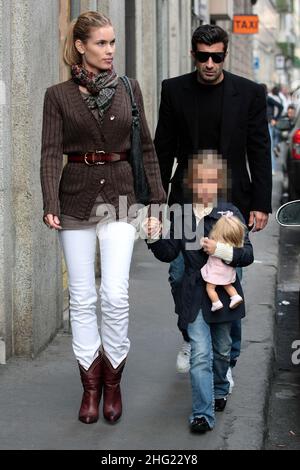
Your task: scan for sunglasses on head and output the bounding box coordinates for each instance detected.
[195,51,225,64]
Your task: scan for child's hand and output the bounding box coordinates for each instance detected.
[143,217,162,239]
[201,237,217,255]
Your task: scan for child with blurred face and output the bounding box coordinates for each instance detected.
[146,151,254,433]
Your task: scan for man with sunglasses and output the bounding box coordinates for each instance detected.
[154,24,272,422]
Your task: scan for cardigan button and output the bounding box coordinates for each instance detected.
[100,179,105,184]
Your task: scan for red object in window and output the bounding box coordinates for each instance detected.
[292,129,300,160]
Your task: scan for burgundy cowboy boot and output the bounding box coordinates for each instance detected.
[102,353,126,424]
[78,352,103,424]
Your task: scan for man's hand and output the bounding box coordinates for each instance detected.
[200,237,217,255]
[248,211,269,232]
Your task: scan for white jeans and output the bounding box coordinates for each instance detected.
[58,222,136,370]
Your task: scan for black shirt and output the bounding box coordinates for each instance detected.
[196,76,224,151]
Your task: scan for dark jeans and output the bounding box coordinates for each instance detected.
[168,252,242,367]
[187,309,232,428]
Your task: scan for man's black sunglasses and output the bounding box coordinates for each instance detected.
[195,51,225,64]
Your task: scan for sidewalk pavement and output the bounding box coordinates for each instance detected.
[0,177,282,450]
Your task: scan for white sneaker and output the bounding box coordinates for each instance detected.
[226,367,235,394]
[176,341,191,373]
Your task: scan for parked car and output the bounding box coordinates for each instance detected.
[281,111,300,201]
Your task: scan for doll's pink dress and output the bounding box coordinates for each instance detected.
[201,256,236,285]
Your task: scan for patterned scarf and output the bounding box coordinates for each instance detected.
[71,64,118,123]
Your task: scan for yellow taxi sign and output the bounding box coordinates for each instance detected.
[233,15,259,34]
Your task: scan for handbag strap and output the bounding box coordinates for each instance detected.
[120,76,140,126]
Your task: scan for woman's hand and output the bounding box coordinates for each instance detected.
[43,214,62,230]
[200,237,217,255]
[143,217,162,239]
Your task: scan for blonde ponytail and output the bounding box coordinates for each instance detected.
[63,11,112,67]
[64,19,82,66]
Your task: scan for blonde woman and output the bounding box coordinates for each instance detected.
[40,11,165,424]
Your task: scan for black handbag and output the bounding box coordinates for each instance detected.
[120,76,150,206]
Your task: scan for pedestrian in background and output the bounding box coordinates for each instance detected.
[261,84,283,174]
[268,86,284,173]
[40,11,165,425]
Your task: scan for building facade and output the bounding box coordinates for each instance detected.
[252,0,300,89]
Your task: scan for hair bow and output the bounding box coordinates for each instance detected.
[224,210,234,218]
[217,210,234,218]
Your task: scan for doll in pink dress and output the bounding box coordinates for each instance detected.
[201,212,246,312]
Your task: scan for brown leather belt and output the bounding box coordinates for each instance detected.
[68,151,127,165]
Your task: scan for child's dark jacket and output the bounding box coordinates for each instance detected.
[148,203,254,331]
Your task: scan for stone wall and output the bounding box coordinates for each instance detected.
[0,0,13,362]
[0,0,63,360]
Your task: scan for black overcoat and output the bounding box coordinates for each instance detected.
[154,70,272,223]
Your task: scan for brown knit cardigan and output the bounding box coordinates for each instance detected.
[40,78,166,219]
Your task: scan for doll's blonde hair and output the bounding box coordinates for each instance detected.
[209,215,245,248]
